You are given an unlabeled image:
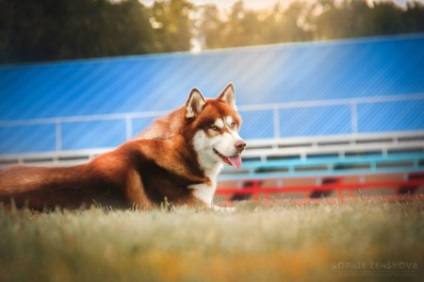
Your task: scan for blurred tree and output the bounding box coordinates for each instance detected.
[312,0,371,39]
[151,0,193,52]
[199,0,269,48]
[200,0,424,50]
[311,0,424,40]
[224,0,263,47]
[263,1,313,44]
[198,4,224,49]
[404,1,424,32]
[367,1,405,35]
[1,0,424,63]
[0,0,154,64]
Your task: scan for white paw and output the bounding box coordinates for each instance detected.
[211,204,236,212]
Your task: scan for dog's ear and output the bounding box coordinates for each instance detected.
[186,88,206,119]
[217,83,236,110]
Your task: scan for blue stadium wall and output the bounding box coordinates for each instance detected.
[1,34,424,154]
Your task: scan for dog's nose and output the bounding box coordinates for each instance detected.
[235,140,246,152]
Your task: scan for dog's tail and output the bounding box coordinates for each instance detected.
[0,165,122,210]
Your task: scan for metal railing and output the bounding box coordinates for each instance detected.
[1,93,424,169]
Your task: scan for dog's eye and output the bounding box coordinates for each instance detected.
[210,125,220,131]
[230,122,236,129]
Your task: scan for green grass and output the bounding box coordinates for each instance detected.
[1,198,423,282]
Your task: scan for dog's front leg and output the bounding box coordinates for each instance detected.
[211,204,236,212]
[124,169,154,210]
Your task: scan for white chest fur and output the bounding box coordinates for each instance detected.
[191,181,235,211]
[189,163,222,207]
[191,182,216,206]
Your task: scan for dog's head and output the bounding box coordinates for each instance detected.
[185,83,246,171]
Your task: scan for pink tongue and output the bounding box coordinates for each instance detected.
[228,156,242,169]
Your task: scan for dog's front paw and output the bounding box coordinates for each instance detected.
[211,204,236,212]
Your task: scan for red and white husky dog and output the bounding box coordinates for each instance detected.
[0,83,246,210]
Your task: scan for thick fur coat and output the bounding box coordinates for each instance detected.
[0,83,246,210]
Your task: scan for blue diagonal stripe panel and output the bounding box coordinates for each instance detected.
[279,105,352,137]
[358,100,424,133]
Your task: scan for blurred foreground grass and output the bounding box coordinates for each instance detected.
[1,199,423,282]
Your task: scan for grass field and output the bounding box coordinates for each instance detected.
[1,198,423,282]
